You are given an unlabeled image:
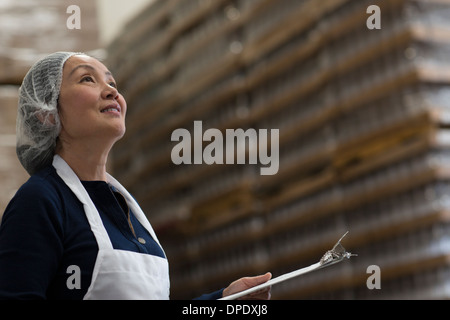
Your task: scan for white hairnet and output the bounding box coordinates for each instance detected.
[16,51,82,175]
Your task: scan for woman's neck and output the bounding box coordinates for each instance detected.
[56,140,112,181]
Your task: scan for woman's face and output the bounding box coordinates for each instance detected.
[58,54,127,146]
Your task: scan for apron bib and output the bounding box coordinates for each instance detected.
[52,155,170,300]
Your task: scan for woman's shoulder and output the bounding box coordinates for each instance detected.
[7,165,76,213]
[1,164,86,234]
[1,166,71,234]
[17,165,64,197]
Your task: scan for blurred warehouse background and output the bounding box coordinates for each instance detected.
[3,0,450,299]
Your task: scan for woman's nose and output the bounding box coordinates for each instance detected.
[103,83,119,100]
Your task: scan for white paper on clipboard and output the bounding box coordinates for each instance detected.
[219,231,356,300]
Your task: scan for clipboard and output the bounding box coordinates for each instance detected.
[219,231,357,300]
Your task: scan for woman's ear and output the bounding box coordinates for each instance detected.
[36,111,56,126]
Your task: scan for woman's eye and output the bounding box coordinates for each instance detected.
[81,76,94,83]
[109,82,117,88]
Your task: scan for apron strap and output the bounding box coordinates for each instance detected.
[52,155,113,250]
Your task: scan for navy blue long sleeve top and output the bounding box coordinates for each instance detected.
[0,165,223,300]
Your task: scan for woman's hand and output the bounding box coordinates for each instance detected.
[222,272,272,300]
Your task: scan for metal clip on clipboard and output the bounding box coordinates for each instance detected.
[219,231,357,300]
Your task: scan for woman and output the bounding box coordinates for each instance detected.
[0,52,271,300]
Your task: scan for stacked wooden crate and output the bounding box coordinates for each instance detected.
[108,0,450,299]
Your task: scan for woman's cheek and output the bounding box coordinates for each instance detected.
[118,94,127,116]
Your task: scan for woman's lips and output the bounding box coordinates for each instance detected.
[100,104,121,114]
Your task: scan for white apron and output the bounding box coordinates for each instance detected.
[52,155,170,300]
